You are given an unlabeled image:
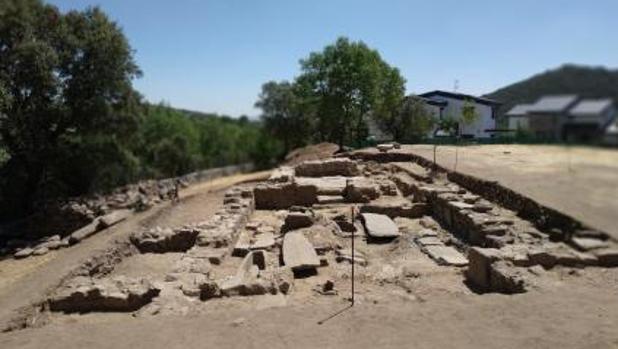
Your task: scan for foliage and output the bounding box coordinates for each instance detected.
[0,0,142,217]
[293,37,406,147]
[387,95,436,143]
[0,1,279,221]
[254,81,312,155]
[461,98,479,127]
[434,117,459,137]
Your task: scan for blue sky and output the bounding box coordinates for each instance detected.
[49,0,617,117]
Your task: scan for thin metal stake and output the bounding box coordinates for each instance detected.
[351,206,355,306]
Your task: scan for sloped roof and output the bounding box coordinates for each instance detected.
[505,103,535,117]
[419,90,501,106]
[569,98,613,115]
[528,95,579,113]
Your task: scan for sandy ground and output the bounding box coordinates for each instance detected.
[1,267,618,349]
[404,144,618,239]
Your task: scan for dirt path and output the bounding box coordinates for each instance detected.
[403,144,618,239]
[0,171,269,330]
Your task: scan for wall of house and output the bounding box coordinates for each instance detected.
[436,97,496,138]
[508,116,529,131]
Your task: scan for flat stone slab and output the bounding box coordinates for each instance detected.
[282,232,320,272]
[98,209,132,228]
[317,195,345,204]
[252,232,276,250]
[571,237,609,251]
[295,176,347,195]
[424,245,469,266]
[417,236,443,247]
[68,219,101,244]
[362,213,400,238]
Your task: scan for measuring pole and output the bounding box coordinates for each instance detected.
[351,206,355,306]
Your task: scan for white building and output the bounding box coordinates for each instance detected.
[419,90,501,138]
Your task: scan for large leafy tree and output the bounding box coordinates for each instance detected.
[387,95,436,143]
[296,37,405,147]
[0,0,141,216]
[255,80,312,155]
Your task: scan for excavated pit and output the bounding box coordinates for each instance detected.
[10,153,618,332]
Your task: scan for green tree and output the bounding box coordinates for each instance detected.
[388,95,436,143]
[296,37,405,147]
[0,0,141,217]
[255,81,312,155]
[460,98,480,136]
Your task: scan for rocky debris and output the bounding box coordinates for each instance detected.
[252,232,276,250]
[254,182,317,209]
[593,248,618,267]
[489,261,527,294]
[295,158,360,177]
[233,231,252,257]
[187,247,226,265]
[377,144,394,152]
[361,199,428,219]
[361,213,400,239]
[14,247,34,259]
[98,209,132,229]
[570,237,609,251]
[68,219,102,245]
[314,279,337,295]
[196,228,233,248]
[269,166,295,183]
[335,248,368,266]
[317,195,345,204]
[393,173,421,198]
[378,179,399,196]
[48,276,160,313]
[218,251,277,297]
[423,245,468,266]
[344,177,380,203]
[416,236,443,247]
[131,227,199,253]
[173,256,212,275]
[282,231,320,273]
[391,162,431,183]
[32,246,49,256]
[282,211,314,232]
[295,176,348,195]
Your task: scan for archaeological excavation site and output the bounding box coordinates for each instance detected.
[3,146,617,340]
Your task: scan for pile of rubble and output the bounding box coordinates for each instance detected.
[9,209,132,259]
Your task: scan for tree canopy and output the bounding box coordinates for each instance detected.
[0,0,280,221]
[256,37,407,148]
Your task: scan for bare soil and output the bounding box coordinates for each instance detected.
[404,144,618,239]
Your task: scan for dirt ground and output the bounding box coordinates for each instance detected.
[1,267,618,349]
[2,160,618,349]
[404,144,618,239]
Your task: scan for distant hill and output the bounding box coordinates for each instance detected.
[483,64,618,123]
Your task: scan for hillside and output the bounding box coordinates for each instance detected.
[484,64,618,121]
